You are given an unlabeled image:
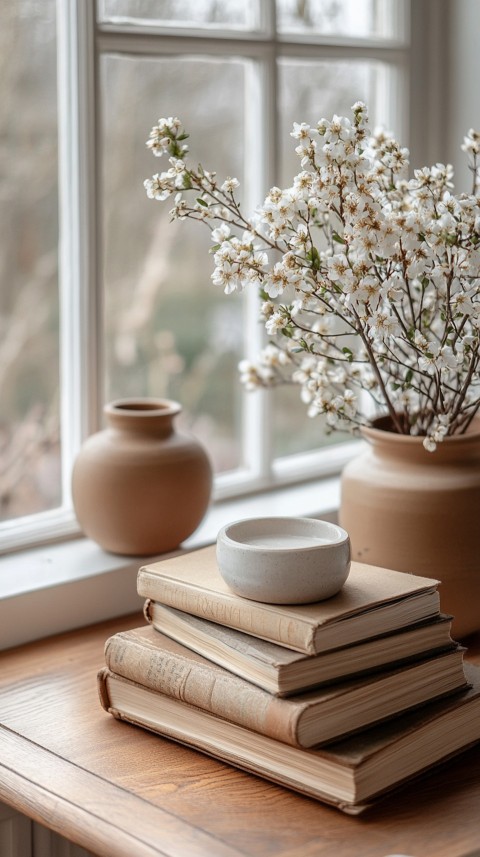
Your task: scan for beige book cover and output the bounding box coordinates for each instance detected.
[103,625,466,747]
[137,545,441,654]
[145,602,455,695]
[98,662,480,814]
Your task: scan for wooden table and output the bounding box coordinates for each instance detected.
[0,614,479,857]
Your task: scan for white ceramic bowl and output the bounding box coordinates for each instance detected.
[216,516,351,604]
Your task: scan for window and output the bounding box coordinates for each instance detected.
[1,0,412,553]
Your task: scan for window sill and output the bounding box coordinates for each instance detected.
[0,476,340,651]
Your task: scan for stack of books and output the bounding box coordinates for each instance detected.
[98,544,480,814]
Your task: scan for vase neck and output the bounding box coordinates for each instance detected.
[104,399,181,437]
[361,422,480,464]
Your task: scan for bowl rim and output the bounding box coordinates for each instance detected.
[217,516,350,554]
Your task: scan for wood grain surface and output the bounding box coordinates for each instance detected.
[0,613,479,857]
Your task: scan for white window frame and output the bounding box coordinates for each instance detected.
[0,1,100,555]
[0,0,442,558]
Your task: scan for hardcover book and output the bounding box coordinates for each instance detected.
[137,545,441,654]
[98,662,480,814]
[103,625,467,748]
[145,602,455,695]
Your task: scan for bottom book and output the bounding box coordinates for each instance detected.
[98,662,480,815]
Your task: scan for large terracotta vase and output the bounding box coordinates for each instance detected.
[339,417,480,639]
[72,399,212,556]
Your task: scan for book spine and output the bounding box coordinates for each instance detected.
[104,633,301,746]
[97,669,364,814]
[143,598,153,624]
[138,572,316,654]
[97,667,111,713]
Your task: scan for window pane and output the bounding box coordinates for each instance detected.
[101,55,246,474]
[98,0,255,28]
[273,58,394,458]
[276,0,402,39]
[0,1,60,522]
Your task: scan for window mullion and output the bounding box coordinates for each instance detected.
[241,43,278,484]
[258,0,276,37]
[57,0,102,512]
[408,0,448,169]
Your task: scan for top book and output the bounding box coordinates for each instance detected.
[137,545,441,655]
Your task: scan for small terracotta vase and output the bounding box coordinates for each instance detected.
[72,399,212,556]
[339,417,480,639]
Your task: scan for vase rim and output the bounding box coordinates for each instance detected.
[105,398,182,418]
[362,415,480,446]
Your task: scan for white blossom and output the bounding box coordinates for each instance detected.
[462,129,480,156]
[221,177,240,193]
[144,103,480,448]
[264,261,295,298]
[367,310,401,341]
[291,122,313,141]
[211,223,231,243]
[418,341,440,374]
[143,174,174,201]
[265,311,286,335]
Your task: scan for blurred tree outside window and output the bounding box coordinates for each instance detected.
[0,1,60,524]
[0,0,408,545]
[102,55,246,473]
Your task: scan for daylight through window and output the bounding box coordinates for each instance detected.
[0,0,409,551]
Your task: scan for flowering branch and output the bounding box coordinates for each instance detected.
[144,108,480,451]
